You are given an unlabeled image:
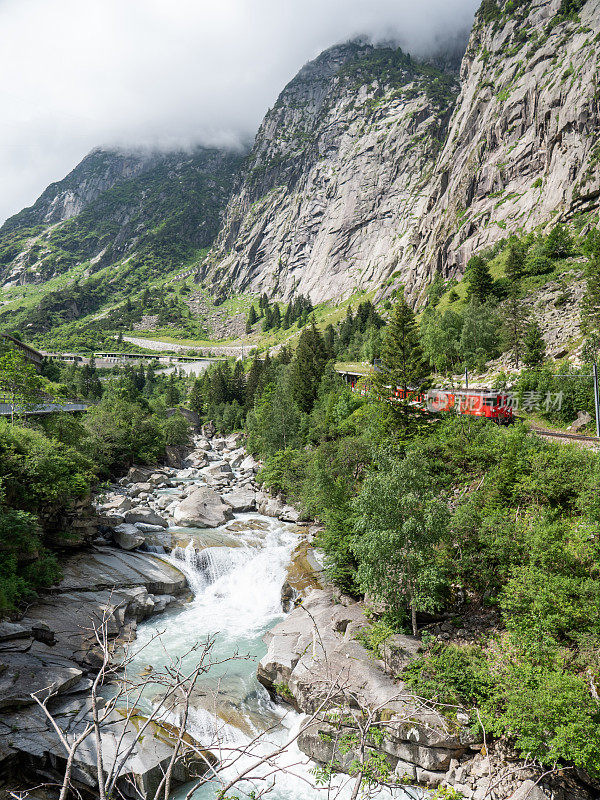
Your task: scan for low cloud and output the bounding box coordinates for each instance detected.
[0,0,480,223]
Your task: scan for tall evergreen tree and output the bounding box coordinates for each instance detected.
[188,377,205,415]
[374,297,430,403]
[290,322,328,412]
[271,303,281,330]
[247,305,257,326]
[245,355,263,409]
[467,255,494,303]
[262,307,273,332]
[283,304,292,330]
[502,295,528,368]
[523,320,546,368]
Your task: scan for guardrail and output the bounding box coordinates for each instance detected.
[0,397,89,416]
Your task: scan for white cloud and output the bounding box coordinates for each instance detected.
[0,0,480,223]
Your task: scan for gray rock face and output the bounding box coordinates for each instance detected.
[258,589,478,781]
[221,489,256,512]
[125,507,168,528]
[112,523,145,550]
[0,547,190,794]
[202,3,600,306]
[172,487,234,528]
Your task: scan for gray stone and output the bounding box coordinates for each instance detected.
[125,508,168,528]
[507,781,550,800]
[221,489,256,512]
[112,524,145,551]
[172,487,234,528]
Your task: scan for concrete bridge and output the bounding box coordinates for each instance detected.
[0,396,89,417]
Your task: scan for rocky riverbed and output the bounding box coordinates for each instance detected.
[1,428,592,800]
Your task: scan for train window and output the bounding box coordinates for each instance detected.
[483,398,494,406]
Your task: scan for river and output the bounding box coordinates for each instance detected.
[125,513,416,800]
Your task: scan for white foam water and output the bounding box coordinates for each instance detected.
[129,514,418,800]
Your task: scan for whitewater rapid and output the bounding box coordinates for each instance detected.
[128,513,418,799]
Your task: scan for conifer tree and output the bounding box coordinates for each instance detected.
[262,307,273,331]
[467,255,494,303]
[272,303,281,330]
[502,295,528,368]
[247,305,257,326]
[245,355,263,409]
[505,237,526,285]
[374,296,430,400]
[290,321,328,412]
[324,324,336,358]
[283,304,292,329]
[189,377,205,415]
[523,320,546,368]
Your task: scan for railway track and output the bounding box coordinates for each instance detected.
[528,425,599,444]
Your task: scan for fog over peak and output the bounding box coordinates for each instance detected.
[0,0,480,224]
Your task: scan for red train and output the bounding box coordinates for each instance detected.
[337,369,514,424]
[423,388,514,423]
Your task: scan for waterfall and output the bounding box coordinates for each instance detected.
[131,515,413,800]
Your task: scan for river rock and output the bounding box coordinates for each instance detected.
[221,489,256,512]
[228,449,246,469]
[127,466,153,483]
[240,454,259,473]
[112,524,145,551]
[279,505,300,523]
[0,647,83,710]
[125,507,168,528]
[202,461,233,477]
[258,588,477,777]
[172,487,233,528]
[96,495,132,513]
[130,482,154,497]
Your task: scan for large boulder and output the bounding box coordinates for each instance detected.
[112,524,145,551]
[258,589,478,776]
[172,487,233,528]
[221,489,256,513]
[125,508,168,528]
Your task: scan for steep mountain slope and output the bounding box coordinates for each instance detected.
[406,0,600,298]
[0,146,244,289]
[202,42,460,303]
[203,0,600,305]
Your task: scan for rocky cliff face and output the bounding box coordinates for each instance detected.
[0,146,243,289]
[202,42,460,303]
[405,0,600,300]
[203,0,600,305]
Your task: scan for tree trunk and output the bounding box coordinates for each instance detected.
[411,604,418,637]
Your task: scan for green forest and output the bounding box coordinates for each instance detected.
[2,221,600,782]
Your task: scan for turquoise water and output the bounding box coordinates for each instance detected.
[128,514,417,800]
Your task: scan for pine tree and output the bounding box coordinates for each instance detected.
[247,305,257,326]
[283,304,292,329]
[502,295,528,368]
[232,360,245,404]
[189,377,205,415]
[289,321,328,412]
[505,237,526,285]
[324,324,336,358]
[262,307,273,331]
[374,297,430,407]
[165,374,180,407]
[271,303,281,330]
[523,320,546,368]
[467,255,494,303]
[245,355,263,409]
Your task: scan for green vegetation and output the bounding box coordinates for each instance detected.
[0,353,191,610]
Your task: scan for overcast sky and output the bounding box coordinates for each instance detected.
[0,0,480,224]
